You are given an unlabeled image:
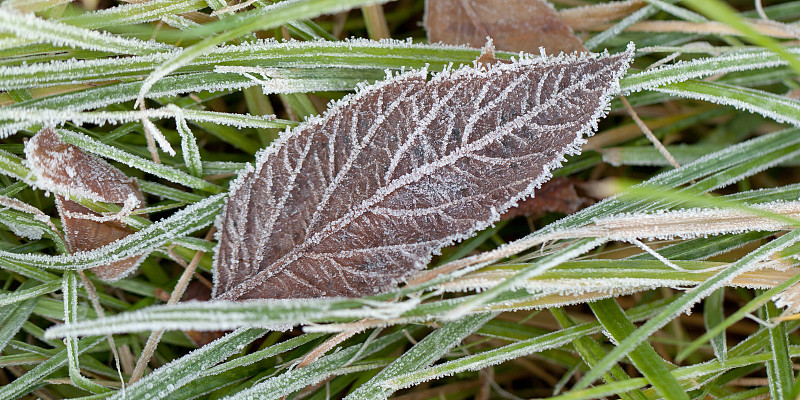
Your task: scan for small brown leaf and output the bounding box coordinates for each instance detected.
[425,0,587,54]
[25,128,147,280]
[213,47,633,300]
[499,177,596,221]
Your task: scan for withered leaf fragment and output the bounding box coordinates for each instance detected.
[25,128,147,280]
[425,0,586,54]
[214,47,633,300]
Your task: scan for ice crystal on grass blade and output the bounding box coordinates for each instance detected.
[26,128,147,280]
[213,45,633,300]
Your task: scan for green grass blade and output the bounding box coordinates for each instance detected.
[0,336,105,400]
[344,313,496,400]
[589,298,688,400]
[111,328,266,400]
[0,10,174,55]
[135,0,391,105]
[0,279,60,308]
[573,228,800,390]
[764,301,795,399]
[654,80,800,126]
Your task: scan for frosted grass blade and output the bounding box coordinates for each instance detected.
[621,48,800,93]
[585,2,677,50]
[135,0,391,105]
[0,39,489,91]
[44,296,409,337]
[0,289,38,352]
[60,0,208,29]
[0,108,290,137]
[56,130,220,193]
[384,322,600,392]
[62,270,111,394]
[0,336,105,400]
[654,80,800,126]
[221,329,411,400]
[682,0,800,74]
[170,106,203,177]
[589,298,687,400]
[0,10,174,55]
[0,279,60,308]
[0,193,225,271]
[344,313,495,400]
[764,302,794,399]
[108,328,266,400]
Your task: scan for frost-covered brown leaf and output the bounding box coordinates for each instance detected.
[25,128,147,280]
[213,47,633,300]
[425,0,586,53]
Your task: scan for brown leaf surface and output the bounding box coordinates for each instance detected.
[499,177,596,221]
[425,0,586,53]
[25,128,146,280]
[213,48,632,300]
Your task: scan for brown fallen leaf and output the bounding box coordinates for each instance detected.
[25,128,147,280]
[499,177,596,221]
[213,47,633,300]
[425,0,586,53]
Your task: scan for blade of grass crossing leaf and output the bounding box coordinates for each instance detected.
[654,80,800,127]
[137,180,204,203]
[589,298,687,400]
[0,193,225,272]
[573,228,800,390]
[344,313,496,400]
[135,0,391,106]
[57,129,220,194]
[63,270,112,394]
[704,289,727,361]
[447,238,607,320]
[682,0,800,74]
[550,308,647,400]
[0,336,105,400]
[764,300,795,399]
